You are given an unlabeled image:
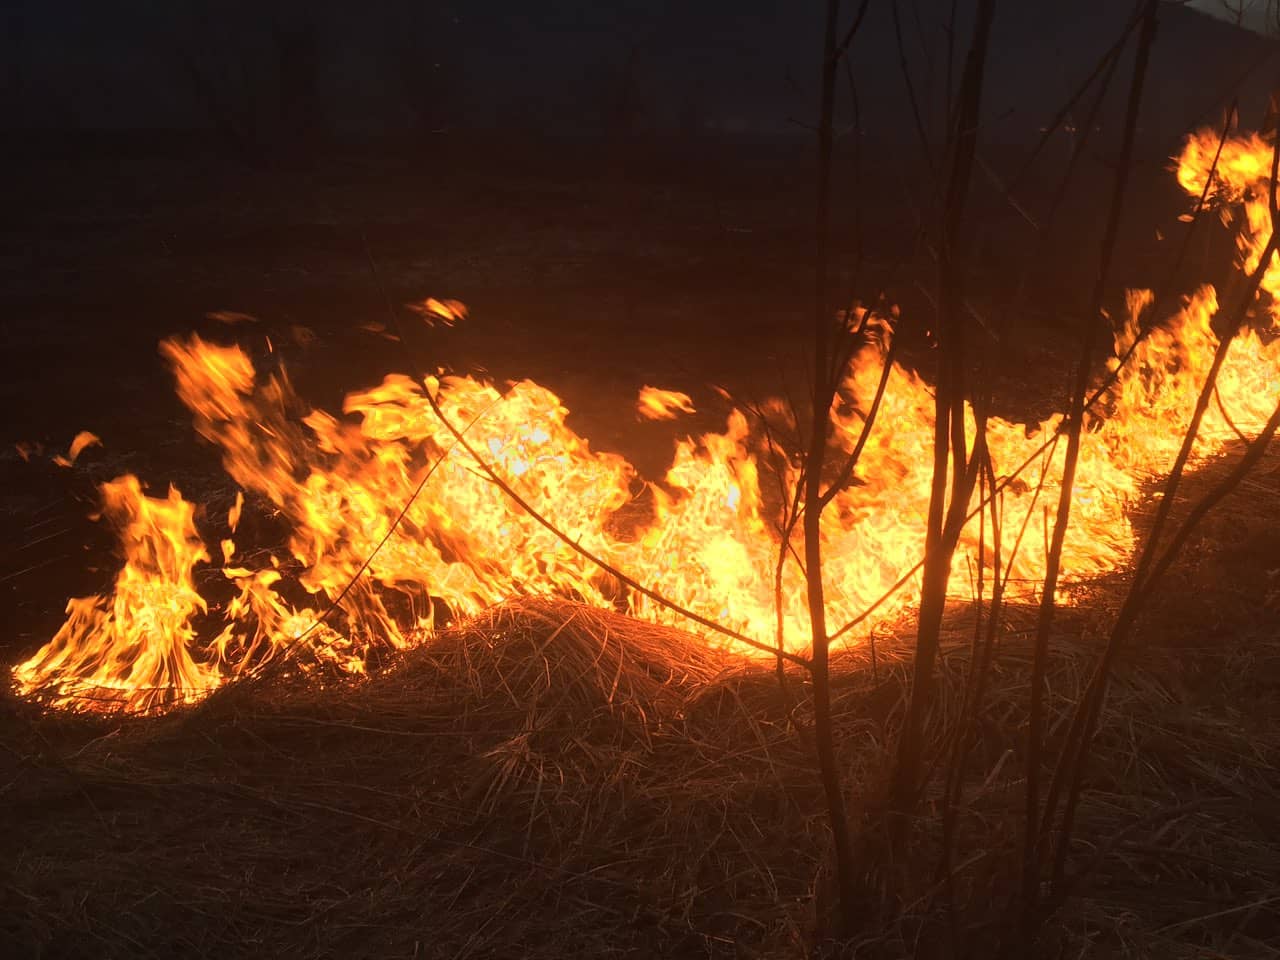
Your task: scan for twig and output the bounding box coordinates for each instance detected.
[804,0,862,932]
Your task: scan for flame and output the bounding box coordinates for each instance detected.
[636,386,696,420]
[1175,128,1280,305]
[408,297,468,327]
[13,128,1280,712]
[13,476,220,712]
[51,430,102,467]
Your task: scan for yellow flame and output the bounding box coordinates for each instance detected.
[13,476,220,712]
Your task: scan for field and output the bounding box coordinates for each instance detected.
[2,130,1278,957]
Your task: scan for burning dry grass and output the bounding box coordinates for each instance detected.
[4,576,1278,958]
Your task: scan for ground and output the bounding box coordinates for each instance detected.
[2,131,1277,957]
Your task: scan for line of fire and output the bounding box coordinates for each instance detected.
[3,2,1279,957]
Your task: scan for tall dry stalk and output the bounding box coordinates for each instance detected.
[1021,0,1159,931]
[887,0,996,846]
[802,0,872,931]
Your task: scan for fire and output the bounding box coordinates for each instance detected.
[51,430,101,468]
[1175,128,1280,304]
[13,127,1280,712]
[12,476,220,712]
[636,386,696,420]
[407,297,469,327]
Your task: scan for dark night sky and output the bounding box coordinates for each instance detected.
[1,1,1273,145]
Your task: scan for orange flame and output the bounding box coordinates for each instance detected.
[407,297,468,327]
[636,386,696,420]
[13,128,1280,712]
[51,431,101,468]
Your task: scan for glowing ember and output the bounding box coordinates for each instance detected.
[14,128,1280,712]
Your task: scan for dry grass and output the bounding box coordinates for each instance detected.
[3,588,1277,959]
[4,454,1280,958]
